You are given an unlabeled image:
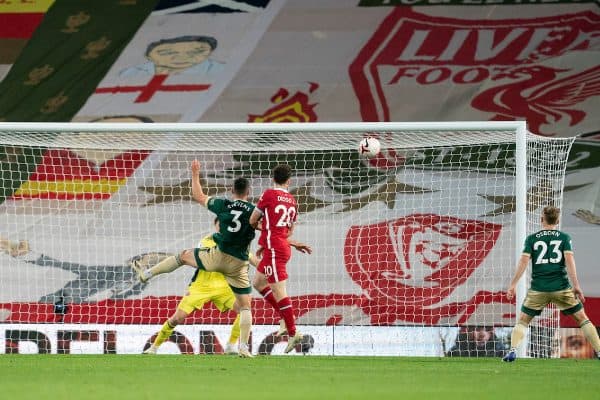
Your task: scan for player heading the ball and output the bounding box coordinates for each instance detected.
[503,206,600,362]
[134,160,256,358]
[249,164,312,354]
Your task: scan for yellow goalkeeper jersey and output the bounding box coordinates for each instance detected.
[188,234,230,293]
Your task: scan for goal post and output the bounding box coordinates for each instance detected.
[514,122,528,358]
[0,121,575,356]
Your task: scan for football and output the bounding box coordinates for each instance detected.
[358,137,381,158]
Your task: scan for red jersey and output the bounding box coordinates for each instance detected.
[256,188,297,250]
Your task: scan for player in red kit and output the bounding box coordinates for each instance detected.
[249,164,312,354]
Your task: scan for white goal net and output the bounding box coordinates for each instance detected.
[0,122,574,356]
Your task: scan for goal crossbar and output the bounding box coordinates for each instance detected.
[0,121,527,133]
[0,121,525,152]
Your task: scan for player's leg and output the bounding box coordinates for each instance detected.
[218,294,241,354]
[269,280,303,353]
[253,268,287,336]
[549,288,600,359]
[568,309,600,360]
[503,312,534,361]
[232,293,253,358]
[255,249,293,337]
[263,247,302,353]
[225,314,241,354]
[132,251,186,283]
[202,249,253,358]
[254,256,279,309]
[144,308,189,354]
[269,280,291,325]
[503,290,547,362]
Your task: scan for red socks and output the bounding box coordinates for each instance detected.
[259,287,279,309]
[277,297,296,337]
[260,287,297,336]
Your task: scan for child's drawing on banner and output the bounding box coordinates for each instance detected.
[119,35,225,77]
[76,2,284,120]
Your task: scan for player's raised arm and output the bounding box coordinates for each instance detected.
[191,159,209,206]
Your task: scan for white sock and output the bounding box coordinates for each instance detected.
[225,343,236,351]
[239,308,252,348]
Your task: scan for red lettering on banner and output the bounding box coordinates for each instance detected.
[95,74,211,103]
[349,9,600,135]
[415,67,451,84]
[390,66,493,85]
[454,67,489,84]
[388,67,419,84]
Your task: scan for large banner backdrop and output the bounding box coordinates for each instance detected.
[0,1,599,334]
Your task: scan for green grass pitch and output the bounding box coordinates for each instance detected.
[1,355,598,400]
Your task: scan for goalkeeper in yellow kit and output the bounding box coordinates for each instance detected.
[140,218,259,355]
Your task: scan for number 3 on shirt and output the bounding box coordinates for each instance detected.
[274,205,296,227]
[228,210,242,232]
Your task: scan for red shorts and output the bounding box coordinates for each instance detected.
[257,247,291,283]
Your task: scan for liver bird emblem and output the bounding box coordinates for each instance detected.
[472,65,600,136]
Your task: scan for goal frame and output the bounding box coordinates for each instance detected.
[0,120,530,355]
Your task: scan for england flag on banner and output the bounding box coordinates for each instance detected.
[76,0,283,122]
